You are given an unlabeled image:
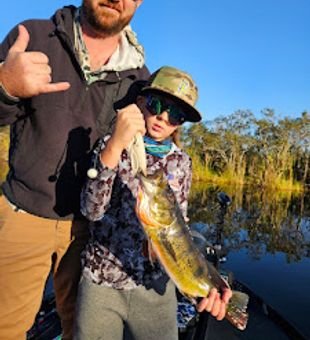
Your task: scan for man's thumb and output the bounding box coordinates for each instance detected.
[10,25,30,53]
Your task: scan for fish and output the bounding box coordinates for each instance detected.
[135,171,249,331]
[127,132,147,176]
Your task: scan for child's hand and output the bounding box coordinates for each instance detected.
[100,104,146,169]
[196,287,232,321]
[110,104,146,151]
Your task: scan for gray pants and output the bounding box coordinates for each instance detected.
[74,277,178,340]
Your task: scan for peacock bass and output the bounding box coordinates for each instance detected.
[135,171,249,331]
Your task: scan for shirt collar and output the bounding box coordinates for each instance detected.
[73,7,145,84]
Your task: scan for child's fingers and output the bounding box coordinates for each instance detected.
[117,104,143,117]
[206,288,219,312]
[196,298,208,312]
[138,125,146,136]
[222,288,233,304]
[210,295,222,317]
[196,288,218,312]
[216,301,227,321]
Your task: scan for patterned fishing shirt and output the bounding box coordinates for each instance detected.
[73,7,144,85]
[81,136,192,289]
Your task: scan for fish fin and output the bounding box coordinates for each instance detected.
[137,209,156,229]
[206,260,231,290]
[141,239,157,265]
[180,292,197,305]
[226,290,249,331]
[148,239,157,266]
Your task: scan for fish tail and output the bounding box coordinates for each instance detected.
[225,290,249,331]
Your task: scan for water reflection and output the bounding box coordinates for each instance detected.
[188,183,310,338]
[188,183,310,263]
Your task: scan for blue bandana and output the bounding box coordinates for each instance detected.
[143,136,172,158]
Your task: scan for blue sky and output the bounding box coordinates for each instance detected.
[1,0,309,121]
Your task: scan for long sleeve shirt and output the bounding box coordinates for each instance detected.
[81,136,192,289]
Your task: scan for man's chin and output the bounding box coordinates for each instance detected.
[98,4,120,16]
[83,7,133,36]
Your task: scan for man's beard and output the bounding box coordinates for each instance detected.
[82,0,135,36]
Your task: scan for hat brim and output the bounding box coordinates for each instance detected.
[140,87,202,123]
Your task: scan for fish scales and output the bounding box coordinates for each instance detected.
[151,226,209,296]
[135,171,249,331]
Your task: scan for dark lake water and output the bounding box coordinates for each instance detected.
[188,183,310,338]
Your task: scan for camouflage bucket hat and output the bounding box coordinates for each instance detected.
[141,66,202,122]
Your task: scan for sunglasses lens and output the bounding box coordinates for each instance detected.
[147,96,162,115]
[168,107,185,126]
[146,95,186,125]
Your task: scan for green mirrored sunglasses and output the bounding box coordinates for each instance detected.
[146,95,186,126]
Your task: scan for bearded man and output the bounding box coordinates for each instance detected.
[0,1,147,339]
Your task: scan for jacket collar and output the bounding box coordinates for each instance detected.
[51,6,145,81]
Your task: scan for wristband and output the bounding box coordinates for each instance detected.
[0,81,20,105]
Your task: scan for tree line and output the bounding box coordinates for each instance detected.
[182,109,309,191]
[1,109,309,190]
